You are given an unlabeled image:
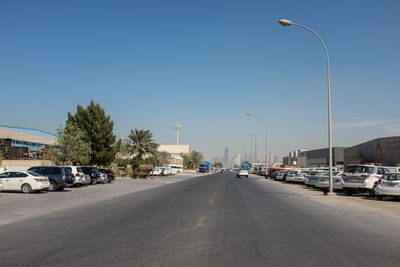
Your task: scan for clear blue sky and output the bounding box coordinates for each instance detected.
[1,0,400,162]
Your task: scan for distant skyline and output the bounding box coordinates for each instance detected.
[1,0,400,161]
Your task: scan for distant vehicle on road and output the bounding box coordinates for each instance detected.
[161,166,172,176]
[198,162,211,173]
[0,171,50,193]
[237,169,249,178]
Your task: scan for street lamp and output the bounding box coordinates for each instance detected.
[248,133,253,165]
[246,112,268,177]
[279,18,333,194]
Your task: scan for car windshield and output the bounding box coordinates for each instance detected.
[384,173,400,181]
[345,166,374,174]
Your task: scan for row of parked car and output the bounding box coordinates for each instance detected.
[0,166,115,193]
[151,165,183,176]
[262,164,400,200]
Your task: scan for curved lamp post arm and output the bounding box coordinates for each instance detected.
[279,19,333,193]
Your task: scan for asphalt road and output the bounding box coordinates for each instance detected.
[1,172,400,266]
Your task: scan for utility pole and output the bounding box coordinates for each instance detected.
[175,121,181,145]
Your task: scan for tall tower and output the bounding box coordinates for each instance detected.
[174,121,181,145]
[224,148,229,167]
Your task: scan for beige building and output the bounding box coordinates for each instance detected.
[158,145,190,154]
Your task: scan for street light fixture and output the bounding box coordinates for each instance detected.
[278,18,333,194]
[246,112,268,177]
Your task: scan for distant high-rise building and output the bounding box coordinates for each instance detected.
[224,148,229,167]
[234,154,241,167]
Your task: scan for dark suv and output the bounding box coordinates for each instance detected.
[98,168,115,183]
[27,166,75,191]
[80,167,100,184]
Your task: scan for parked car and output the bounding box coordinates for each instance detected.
[275,170,289,181]
[285,170,300,182]
[98,168,115,183]
[374,172,400,200]
[315,171,343,189]
[83,174,91,185]
[162,167,172,176]
[151,167,162,176]
[237,169,249,178]
[307,171,328,187]
[27,166,69,191]
[80,167,101,184]
[0,171,50,193]
[66,166,85,186]
[342,164,391,196]
[267,168,283,178]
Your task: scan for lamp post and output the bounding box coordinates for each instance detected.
[248,133,253,165]
[246,112,268,177]
[278,18,333,193]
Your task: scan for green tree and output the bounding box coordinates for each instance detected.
[67,101,117,166]
[56,123,92,165]
[180,153,191,169]
[189,151,203,169]
[214,162,223,168]
[127,129,159,159]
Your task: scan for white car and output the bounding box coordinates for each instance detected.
[342,164,391,195]
[275,170,289,181]
[285,170,299,182]
[162,167,172,176]
[237,169,249,178]
[0,171,50,193]
[374,172,400,200]
[151,168,162,176]
[66,166,85,185]
[315,171,343,189]
[83,174,91,185]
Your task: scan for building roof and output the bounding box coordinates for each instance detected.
[0,125,56,145]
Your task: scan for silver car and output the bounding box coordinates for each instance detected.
[374,172,400,200]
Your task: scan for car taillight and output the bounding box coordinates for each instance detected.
[76,173,80,176]
[361,175,368,179]
[342,174,346,177]
[34,178,44,182]
[378,178,382,184]
[108,173,113,175]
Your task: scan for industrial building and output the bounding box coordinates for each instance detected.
[0,125,56,160]
[344,136,400,166]
[296,147,346,168]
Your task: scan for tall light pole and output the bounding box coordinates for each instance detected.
[248,133,253,165]
[246,112,268,177]
[174,121,181,146]
[279,18,333,193]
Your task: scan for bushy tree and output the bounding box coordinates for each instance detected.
[56,122,92,165]
[180,153,191,169]
[189,151,203,169]
[67,101,117,166]
[156,151,170,167]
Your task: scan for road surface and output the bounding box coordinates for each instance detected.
[1,172,400,266]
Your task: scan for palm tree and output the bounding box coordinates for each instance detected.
[127,129,159,159]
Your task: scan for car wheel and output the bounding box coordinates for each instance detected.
[49,181,57,192]
[377,195,383,200]
[21,183,32,193]
[369,184,377,197]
